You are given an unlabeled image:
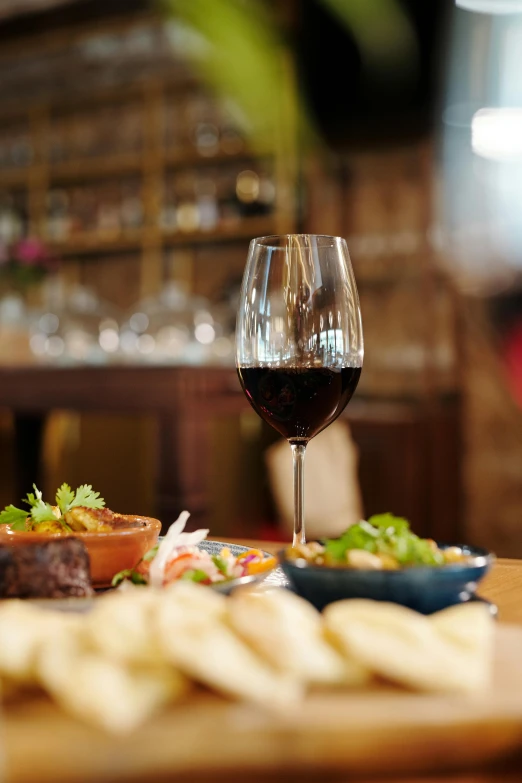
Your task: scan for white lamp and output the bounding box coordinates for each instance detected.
[472,108,522,160]
[456,0,522,13]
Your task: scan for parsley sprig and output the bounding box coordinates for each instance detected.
[0,482,105,531]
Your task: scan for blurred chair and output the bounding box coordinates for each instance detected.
[265,420,362,540]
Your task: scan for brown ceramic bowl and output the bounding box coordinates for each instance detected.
[0,516,161,589]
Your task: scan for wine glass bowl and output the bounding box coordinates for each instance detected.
[236,234,363,545]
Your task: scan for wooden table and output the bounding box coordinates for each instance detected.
[5,546,522,783]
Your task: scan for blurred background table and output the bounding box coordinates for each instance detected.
[0,364,461,539]
[0,0,520,555]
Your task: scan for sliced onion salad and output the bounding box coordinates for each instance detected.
[112,511,277,588]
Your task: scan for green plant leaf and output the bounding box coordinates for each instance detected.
[143,544,159,562]
[211,554,228,574]
[367,513,410,534]
[56,482,75,514]
[112,569,132,587]
[111,569,147,587]
[323,523,379,561]
[70,485,105,510]
[322,513,448,567]
[23,484,43,508]
[0,505,28,528]
[30,501,59,524]
[181,569,209,583]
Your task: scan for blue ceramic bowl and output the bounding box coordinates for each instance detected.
[278,544,494,614]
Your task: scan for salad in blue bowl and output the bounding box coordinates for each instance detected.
[279,513,494,614]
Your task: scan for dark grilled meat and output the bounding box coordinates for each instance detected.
[0,538,93,598]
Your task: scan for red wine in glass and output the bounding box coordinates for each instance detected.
[236,234,363,545]
[237,366,361,443]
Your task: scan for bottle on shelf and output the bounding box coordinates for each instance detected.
[159,179,177,231]
[217,171,241,228]
[96,183,122,238]
[195,175,218,232]
[185,94,221,156]
[120,180,143,230]
[174,173,200,233]
[46,190,71,241]
[164,102,184,153]
[0,192,24,243]
[10,130,33,168]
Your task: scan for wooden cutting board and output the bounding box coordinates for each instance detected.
[4,624,522,783]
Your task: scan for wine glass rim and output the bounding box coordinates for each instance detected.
[251,234,345,250]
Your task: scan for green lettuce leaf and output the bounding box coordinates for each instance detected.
[323,514,446,567]
[323,522,379,560]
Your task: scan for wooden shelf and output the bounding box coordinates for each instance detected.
[49,148,270,183]
[163,147,271,170]
[162,216,276,246]
[0,72,296,295]
[0,168,31,188]
[48,216,276,257]
[49,152,143,183]
[0,149,274,189]
[48,230,143,257]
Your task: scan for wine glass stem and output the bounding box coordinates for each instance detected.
[290,443,306,546]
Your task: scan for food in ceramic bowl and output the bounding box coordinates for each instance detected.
[0,483,161,589]
[113,510,277,591]
[279,514,494,613]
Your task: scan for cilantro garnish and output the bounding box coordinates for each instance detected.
[56,483,75,515]
[23,485,42,508]
[56,483,105,514]
[69,484,105,510]
[0,482,106,532]
[30,500,59,525]
[0,505,28,530]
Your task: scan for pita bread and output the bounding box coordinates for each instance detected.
[0,601,76,683]
[85,586,166,667]
[229,588,371,686]
[156,583,302,707]
[38,626,186,734]
[323,599,494,693]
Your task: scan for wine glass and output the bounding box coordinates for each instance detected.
[236,234,363,546]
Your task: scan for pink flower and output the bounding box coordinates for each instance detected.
[14,238,47,266]
[13,238,57,271]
